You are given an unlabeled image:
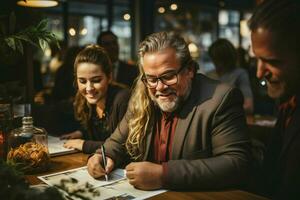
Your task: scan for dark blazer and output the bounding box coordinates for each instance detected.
[104,74,251,190]
[115,60,138,87]
[260,97,300,200]
[81,85,130,153]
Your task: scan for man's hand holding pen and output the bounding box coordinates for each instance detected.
[87,150,163,190]
[87,147,114,179]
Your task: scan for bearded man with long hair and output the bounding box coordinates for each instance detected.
[88,32,251,191]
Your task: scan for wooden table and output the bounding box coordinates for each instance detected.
[26,153,269,200]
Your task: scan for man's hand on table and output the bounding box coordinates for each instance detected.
[125,161,163,190]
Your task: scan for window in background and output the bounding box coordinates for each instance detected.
[41,11,64,87]
[40,1,132,88]
[240,12,252,51]
[154,2,218,74]
[68,15,101,46]
[67,1,106,47]
[46,14,64,41]
[218,9,240,47]
[111,1,132,61]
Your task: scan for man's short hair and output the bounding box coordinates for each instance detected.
[249,0,300,53]
[208,38,237,72]
[97,30,118,45]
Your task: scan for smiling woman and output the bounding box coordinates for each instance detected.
[60,45,130,154]
[76,62,111,108]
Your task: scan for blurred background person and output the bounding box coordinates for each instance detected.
[237,46,251,72]
[97,30,138,88]
[51,46,83,103]
[32,46,82,135]
[208,38,254,114]
[61,45,130,154]
[46,40,68,90]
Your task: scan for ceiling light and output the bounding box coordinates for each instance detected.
[17,0,58,8]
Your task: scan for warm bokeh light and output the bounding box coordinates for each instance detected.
[69,28,76,36]
[158,7,165,13]
[240,20,250,37]
[170,4,178,11]
[80,28,88,35]
[44,48,51,57]
[123,13,131,21]
[17,0,58,8]
[188,43,198,53]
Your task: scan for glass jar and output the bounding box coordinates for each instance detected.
[7,116,49,173]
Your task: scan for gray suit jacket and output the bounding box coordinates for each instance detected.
[104,74,251,190]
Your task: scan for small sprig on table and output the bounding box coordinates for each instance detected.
[0,159,100,200]
[55,178,100,200]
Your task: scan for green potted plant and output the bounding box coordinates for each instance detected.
[0,0,60,108]
[0,0,59,65]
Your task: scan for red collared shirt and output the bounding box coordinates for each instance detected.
[151,111,178,163]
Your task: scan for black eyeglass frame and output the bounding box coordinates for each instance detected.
[141,65,187,88]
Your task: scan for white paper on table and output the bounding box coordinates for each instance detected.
[38,166,167,200]
[47,135,77,156]
[38,166,125,188]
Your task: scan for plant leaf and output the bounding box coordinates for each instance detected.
[14,34,38,48]
[1,18,59,60]
[39,38,48,51]
[36,19,48,31]
[15,39,23,54]
[5,37,16,51]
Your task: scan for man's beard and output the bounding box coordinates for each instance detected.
[149,82,192,113]
[264,71,299,100]
[155,91,179,112]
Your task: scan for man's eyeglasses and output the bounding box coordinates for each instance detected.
[141,65,186,88]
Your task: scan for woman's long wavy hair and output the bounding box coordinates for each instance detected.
[126,32,198,160]
[73,45,112,133]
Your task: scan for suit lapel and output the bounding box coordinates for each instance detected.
[171,104,197,159]
[143,114,155,161]
[171,74,215,159]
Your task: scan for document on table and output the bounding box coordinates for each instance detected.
[38,166,167,200]
[47,135,77,156]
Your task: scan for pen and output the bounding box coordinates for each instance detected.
[100,145,108,181]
